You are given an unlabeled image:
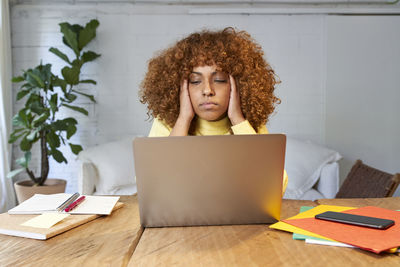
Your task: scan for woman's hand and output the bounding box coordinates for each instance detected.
[178,79,195,122]
[170,79,194,136]
[228,75,245,126]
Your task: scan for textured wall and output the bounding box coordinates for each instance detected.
[325,16,400,195]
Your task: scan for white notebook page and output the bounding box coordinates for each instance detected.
[8,194,119,215]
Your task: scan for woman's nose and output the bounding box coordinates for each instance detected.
[202,81,215,96]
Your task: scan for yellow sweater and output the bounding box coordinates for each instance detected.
[148,116,288,194]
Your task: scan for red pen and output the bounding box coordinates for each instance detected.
[64,196,86,212]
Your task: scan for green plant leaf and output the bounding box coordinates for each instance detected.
[12,114,24,127]
[53,77,67,93]
[26,71,45,88]
[81,51,101,63]
[7,168,25,179]
[17,90,30,100]
[32,112,49,127]
[12,76,25,83]
[63,118,78,124]
[70,24,84,34]
[37,64,52,86]
[25,93,44,115]
[61,66,80,85]
[62,103,88,115]
[26,128,39,141]
[78,19,99,50]
[17,109,29,128]
[11,128,25,134]
[59,22,80,56]
[72,89,96,103]
[69,143,83,155]
[71,59,83,69]
[65,93,77,102]
[28,101,46,115]
[21,83,32,89]
[52,118,77,132]
[47,130,61,149]
[20,136,32,151]
[52,120,67,131]
[51,149,67,164]
[49,47,71,64]
[8,129,27,143]
[16,152,31,168]
[66,124,77,139]
[79,79,97,85]
[50,93,58,113]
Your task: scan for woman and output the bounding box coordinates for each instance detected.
[139,27,288,193]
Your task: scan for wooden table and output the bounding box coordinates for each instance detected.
[0,196,399,267]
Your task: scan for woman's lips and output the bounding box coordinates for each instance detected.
[200,102,218,109]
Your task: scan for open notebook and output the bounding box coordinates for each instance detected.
[8,194,120,215]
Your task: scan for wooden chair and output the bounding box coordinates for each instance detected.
[336,159,400,198]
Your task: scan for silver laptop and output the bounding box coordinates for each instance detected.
[133,134,286,227]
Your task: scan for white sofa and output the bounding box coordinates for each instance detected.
[77,136,341,200]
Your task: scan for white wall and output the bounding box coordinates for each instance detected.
[9,2,400,195]
[325,16,400,193]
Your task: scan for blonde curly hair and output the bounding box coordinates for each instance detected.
[140,27,280,130]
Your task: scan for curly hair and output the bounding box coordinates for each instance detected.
[139,27,280,130]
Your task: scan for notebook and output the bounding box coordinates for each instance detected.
[8,194,120,215]
[133,134,286,227]
[0,202,124,240]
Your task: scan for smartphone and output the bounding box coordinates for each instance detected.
[315,211,395,229]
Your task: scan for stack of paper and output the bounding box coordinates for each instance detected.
[270,205,400,254]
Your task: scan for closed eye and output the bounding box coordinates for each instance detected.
[215,79,227,83]
[189,80,201,85]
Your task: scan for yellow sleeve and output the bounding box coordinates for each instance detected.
[283,170,288,195]
[231,120,257,135]
[231,120,270,135]
[148,118,172,137]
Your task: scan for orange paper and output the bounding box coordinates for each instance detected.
[284,206,400,254]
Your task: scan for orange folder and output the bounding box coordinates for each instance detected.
[283,206,400,254]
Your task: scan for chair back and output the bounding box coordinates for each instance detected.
[336,160,400,198]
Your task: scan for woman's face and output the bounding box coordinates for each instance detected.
[188,65,230,121]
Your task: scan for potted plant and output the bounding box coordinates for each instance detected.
[8,19,100,203]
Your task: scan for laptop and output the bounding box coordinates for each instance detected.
[133,134,286,227]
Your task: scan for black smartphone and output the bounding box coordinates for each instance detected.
[315,211,395,229]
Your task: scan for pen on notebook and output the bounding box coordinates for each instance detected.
[64,196,86,212]
[57,192,79,211]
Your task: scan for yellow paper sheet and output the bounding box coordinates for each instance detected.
[21,213,70,229]
[269,205,355,241]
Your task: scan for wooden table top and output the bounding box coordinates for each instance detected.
[0,195,399,267]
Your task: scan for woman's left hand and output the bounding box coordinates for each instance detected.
[228,75,245,126]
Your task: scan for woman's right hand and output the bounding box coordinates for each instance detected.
[178,79,195,122]
[170,79,194,136]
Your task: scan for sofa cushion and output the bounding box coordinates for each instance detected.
[298,189,325,201]
[78,137,136,195]
[283,137,342,199]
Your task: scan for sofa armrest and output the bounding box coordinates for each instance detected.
[314,162,340,199]
[78,162,97,195]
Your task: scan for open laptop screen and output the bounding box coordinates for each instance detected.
[133,134,286,227]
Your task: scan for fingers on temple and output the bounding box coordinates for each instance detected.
[229,75,236,92]
[181,79,188,92]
